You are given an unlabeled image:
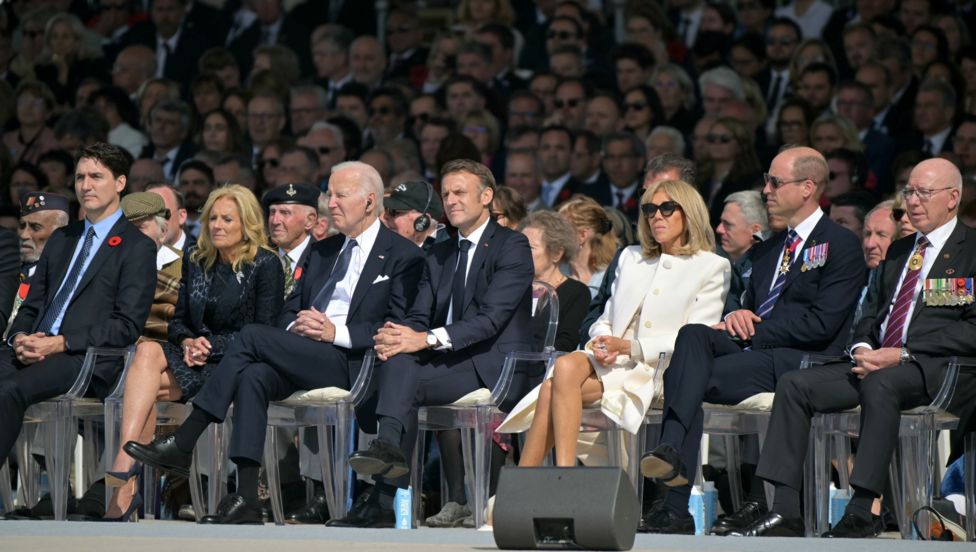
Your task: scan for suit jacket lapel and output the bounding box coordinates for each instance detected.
[348,226,391,317]
[303,236,343,308]
[433,244,458,325]
[461,220,496,312]
[750,231,784,309]
[69,217,128,305]
[45,224,82,310]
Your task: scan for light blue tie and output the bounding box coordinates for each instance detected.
[37,226,96,334]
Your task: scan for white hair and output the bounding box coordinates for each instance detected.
[724,190,769,234]
[646,126,686,156]
[698,66,745,100]
[307,121,345,150]
[330,160,384,212]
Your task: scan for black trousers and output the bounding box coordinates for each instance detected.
[659,324,805,509]
[0,347,89,460]
[756,360,930,495]
[375,351,485,485]
[191,324,352,463]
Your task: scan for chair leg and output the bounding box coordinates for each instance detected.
[964,433,975,542]
[331,404,353,519]
[724,435,743,513]
[44,402,75,521]
[411,431,424,527]
[804,416,831,537]
[0,460,13,512]
[465,407,493,528]
[15,429,40,509]
[263,427,285,525]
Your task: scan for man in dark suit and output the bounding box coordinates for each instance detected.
[125,161,424,524]
[587,132,646,222]
[139,99,198,182]
[0,143,157,461]
[735,158,976,538]
[119,0,216,88]
[264,183,318,299]
[383,9,428,86]
[227,0,313,78]
[639,146,866,534]
[335,159,535,527]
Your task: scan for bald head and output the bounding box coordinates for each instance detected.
[764,146,829,227]
[905,158,962,234]
[350,36,386,87]
[113,46,157,95]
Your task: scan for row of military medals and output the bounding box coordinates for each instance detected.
[923,277,975,306]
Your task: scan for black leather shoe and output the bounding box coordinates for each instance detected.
[286,494,330,524]
[729,512,804,537]
[2,507,40,520]
[324,492,394,528]
[639,443,688,487]
[348,439,408,478]
[123,435,192,477]
[821,513,882,538]
[640,507,695,534]
[198,494,263,525]
[710,501,768,536]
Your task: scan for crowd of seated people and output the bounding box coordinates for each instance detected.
[0,0,975,539]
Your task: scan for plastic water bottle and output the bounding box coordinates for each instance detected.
[703,481,718,530]
[688,485,706,535]
[829,485,850,527]
[394,486,414,529]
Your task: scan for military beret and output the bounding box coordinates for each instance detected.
[20,191,70,216]
[262,183,319,210]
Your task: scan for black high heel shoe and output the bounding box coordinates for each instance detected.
[106,462,143,488]
[99,492,143,522]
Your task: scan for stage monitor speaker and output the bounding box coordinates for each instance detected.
[492,466,639,550]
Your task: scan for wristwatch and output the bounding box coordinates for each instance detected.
[426,331,439,349]
[899,347,914,364]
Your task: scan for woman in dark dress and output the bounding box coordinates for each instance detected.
[102,184,284,520]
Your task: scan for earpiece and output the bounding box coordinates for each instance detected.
[413,181,434,233]
[366,199,372,209]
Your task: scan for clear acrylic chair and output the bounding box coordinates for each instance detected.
[261,349,376,525]
[410,280,560,529]
[104,357,229,521]
[965,432,975,541]
[802,354,963,538]
[6,347,134,520]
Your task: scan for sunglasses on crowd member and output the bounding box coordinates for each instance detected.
[641,201,681,218]
[370,106,394,116]
[547,30,577,40]
[258,158,280,170]
[625,102,647,111]
[554,98,581,109]
[705,133,734,144]
[892,208,905,221]
[315,146,335,155]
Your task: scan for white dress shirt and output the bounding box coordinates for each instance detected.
[768,207,823,292]
[321,219,381,349]
[280,234,311,272]
[431,216,491,349]
[851,218,957,353]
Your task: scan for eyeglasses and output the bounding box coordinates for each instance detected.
[258,158,280,169]
[369,106,394,116]
[386,26,414,36]
[315,146,335,155]
[706,133,734,144]
[464,125,488,134]
[763,173,809,189]
[828,171,848,180]
[248,112,281,121]
[547,30,577,40]
[554,98,582,109]
[625,102,647,111]
[653,79,678,89]
[892,208,906,221]
[641,201,681,218]
[900,186,953,201]
[779,120,805,130]
[23,30,43,39]
[411,112,431,123]
[766,37,797,47]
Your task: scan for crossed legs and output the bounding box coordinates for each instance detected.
[519,351,604,467]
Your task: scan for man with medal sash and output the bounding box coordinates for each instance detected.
[737,158,976,538]
[637,146,866,534]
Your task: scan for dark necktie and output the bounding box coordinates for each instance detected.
[281,254,294,299]
[922,139,934,156]
[767,74,781,109]
[616,191,626,210]
[311,239,357,311]
[451,239,472,322]
[757,230,801,318]
[37,227,96,334]
[881,236,929,348]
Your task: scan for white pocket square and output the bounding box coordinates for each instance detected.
[372,274,390,284]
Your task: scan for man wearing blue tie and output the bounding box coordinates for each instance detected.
[126,162,423,524]
[0,143,157,463]
[638,146,866,534]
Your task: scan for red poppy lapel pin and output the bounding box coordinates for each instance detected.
[108,236,122,247]
[294,267,303,281]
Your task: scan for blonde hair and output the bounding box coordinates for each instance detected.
[191,184,271,273]
[637,180,715,259]
[557,196,617,272]
[810,114,864,153]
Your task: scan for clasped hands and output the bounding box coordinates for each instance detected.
[12,333,66,365]
[589,335,630,367]
[373,322,428,361]
[712,309,762,341]
[181,336,212,367]
[290,308,337,343]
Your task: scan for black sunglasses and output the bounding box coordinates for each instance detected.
[370,106,394,116]
[892,208,905,221]
[554,98,581,109]
[706,133,734,144]
[641,201,681,218]
[625,102,647,111]
[258,158,280,169]
[316,146,335,155]
[547,30,577,40]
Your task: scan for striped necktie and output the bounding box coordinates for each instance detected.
[757,230,800,319]
[881,236,929,348]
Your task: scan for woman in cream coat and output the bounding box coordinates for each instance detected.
[498,179,730,466]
